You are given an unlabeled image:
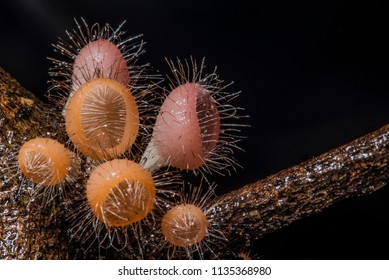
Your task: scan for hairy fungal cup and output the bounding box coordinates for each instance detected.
[65,78,139,160]
[158,185,224,259]
[72,38,130,88]
[18,137,74,187]
[68,159,181,251]
[161,204,209,247]
[17,137,79,202]
[154,82,220,170]
[142,58,246,175]
[86,159,155,227]
[48,18,147,109]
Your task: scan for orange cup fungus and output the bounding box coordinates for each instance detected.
[161,204,209,247]
[65,78,139,160]
[86,159,156,227]
[18,137,73,186]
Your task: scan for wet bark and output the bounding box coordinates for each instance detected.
[0,67,70,259]
[208,124,389,257]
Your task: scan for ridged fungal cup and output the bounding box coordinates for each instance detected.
[65,77,139,160]
[86,159,156,227]
[18,137,73,186]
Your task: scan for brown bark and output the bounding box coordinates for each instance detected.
[0,67,70,259]
[208,124,389,257]
[1,66,389,259]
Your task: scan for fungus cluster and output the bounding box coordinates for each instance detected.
[17,19,246,259]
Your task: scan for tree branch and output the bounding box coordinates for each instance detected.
[208,124,389,257]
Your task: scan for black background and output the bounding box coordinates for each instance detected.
[1,0,389,259]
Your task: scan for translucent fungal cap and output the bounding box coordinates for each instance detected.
[161,204,209,247]
[65,77,139,160]
[18,138,73,186]
[153,82,220,170]
[72,38,130,89]
[86,159,156,227]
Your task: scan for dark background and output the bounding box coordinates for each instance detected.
[1,0,389,259]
